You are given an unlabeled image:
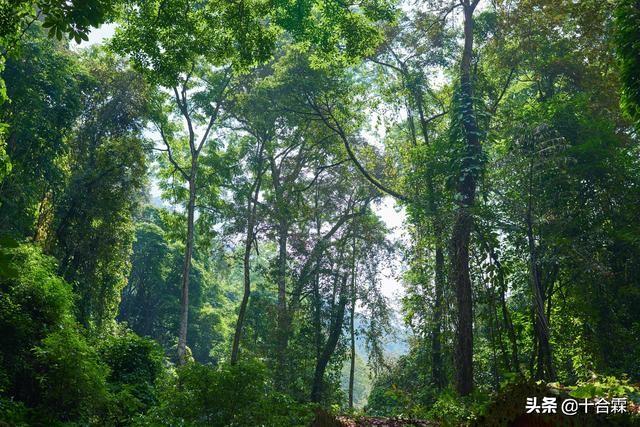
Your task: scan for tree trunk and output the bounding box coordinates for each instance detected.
[311,274,349,403]
[348,294,356,409]
[230,199,254,365]
[487,280,502,390]
[499,272,520,373]
[230,161,263,364]
[313,187,323,359]
[275,217,289,389]
[177,171,196,364]
[485,239,520,373]
[526,215,555,380]
[431,241,445,389]
[450,1,480,396]
[525,150,555,380]
[451,209,474,396]
[348,240,357,409]
[269,153,291,390]
[313,273,323,358]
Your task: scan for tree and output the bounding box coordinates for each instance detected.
[614,0,640,127]
[119,207,230,364]
[447,0,482,396]
[0,26,83,237]
[229,129,267,365]
[370,7,456,390]
[113,0,393,364]
[112,0,276,362]
[50,48,149,328]
[222,69,278,365]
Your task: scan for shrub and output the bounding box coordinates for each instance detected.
[0,242,75,405]
[0,397,31,427]
[99,330,167,423]
[136,360,313,426]
[33,327,110,422]
[0,242,111,424]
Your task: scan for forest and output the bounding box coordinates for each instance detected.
[1,0,639,425]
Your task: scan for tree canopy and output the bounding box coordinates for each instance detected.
[1,0,639,425]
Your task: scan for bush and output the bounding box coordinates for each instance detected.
[0,242,111,424]
[136,360,313,426]
[33,327,110,422]
[0,242,75,405]
[568,374,640,402]
[99,330,167,423]
[426,390,483,426]
[0,397,31,427]
[366,382,413,417]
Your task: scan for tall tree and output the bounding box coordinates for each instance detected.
[51,48,149,328]
[112,0,274,362]
[112,0,393,364]
[448,0,481,396]
[614,0,640,127]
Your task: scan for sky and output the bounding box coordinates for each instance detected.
[79,23,116,47]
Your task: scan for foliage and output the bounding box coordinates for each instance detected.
[0,242,110,424]
[0,26,83,237]
[136,360,314,426]
[0,242,74,401]
[1,0,640,425]
[49,47,150,329]
[99,329,167,423]
[568,375,640,402]
[0,0,116,45]
[33,327,110,422]
[119,211,232,365]
[614,0,640,127]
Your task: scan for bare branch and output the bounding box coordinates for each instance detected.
[156,123,190,180]
[369,58,403,74]
[196,71,232,154]
[304,93,410,202]
[489,67,516,115]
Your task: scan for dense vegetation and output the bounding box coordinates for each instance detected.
[1,0,639,426]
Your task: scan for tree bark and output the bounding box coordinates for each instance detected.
[348,239,357,410]
[450,0,481,396]
[450,209,474,396]
[311,274,349,402]
[177,169,196,364]
[230,144,265,364]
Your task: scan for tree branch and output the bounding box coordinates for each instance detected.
[156,123,190,180]
[489,67,516,115]
[196,71,232,154]
[305,93,410,202]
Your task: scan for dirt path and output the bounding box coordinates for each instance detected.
[334,416,436,426]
